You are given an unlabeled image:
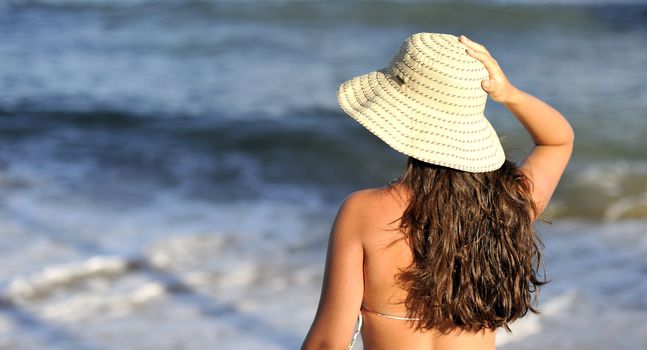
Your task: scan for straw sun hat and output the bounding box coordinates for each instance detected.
[337,32,505,173]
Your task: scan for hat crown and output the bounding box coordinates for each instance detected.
[384,33,489,117]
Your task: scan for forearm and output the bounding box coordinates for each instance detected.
[503,87,574,146]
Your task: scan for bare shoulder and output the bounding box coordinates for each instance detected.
[340,186,398,213]
[336,185,406,229]
[337,188,381,219]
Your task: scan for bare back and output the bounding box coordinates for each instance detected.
[359,183,496,350]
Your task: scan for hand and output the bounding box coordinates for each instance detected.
[459,35,518,104]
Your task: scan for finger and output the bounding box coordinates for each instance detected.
[466,49,501,80]
[460,35,490,55]
[467,49,499,75]
[459,36,480,51]
[481,79,494,92]
[467,48,498,66]
[459,35,491,55]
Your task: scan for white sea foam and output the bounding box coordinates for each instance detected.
[2,177,646,349]
[541,161,647,220]
[5,256,131,301]
[576,161,647,198]
[0,194,325,348]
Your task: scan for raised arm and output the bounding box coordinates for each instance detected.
[459,35,574,220]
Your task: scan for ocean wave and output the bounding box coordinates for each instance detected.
[4,256,135,301]
[545,162,647,220]
[3,108,647,220]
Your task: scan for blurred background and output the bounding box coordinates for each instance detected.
[0,0,646,349]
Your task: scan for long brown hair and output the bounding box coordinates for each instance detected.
[389,156,548,333]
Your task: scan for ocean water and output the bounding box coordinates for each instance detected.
[1,0,646,349]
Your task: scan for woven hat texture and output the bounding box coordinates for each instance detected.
[337,32,505,172]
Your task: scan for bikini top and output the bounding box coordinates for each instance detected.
[348,304,424,349]
[360,303,423,321]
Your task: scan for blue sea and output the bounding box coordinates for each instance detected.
[1,0,646,349]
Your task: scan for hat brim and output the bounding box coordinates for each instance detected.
[337,68,505,173]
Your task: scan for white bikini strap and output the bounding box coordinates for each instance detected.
[347,312,363,349]
[361,303,423,321]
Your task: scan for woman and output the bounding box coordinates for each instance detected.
[302,33,574,350]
